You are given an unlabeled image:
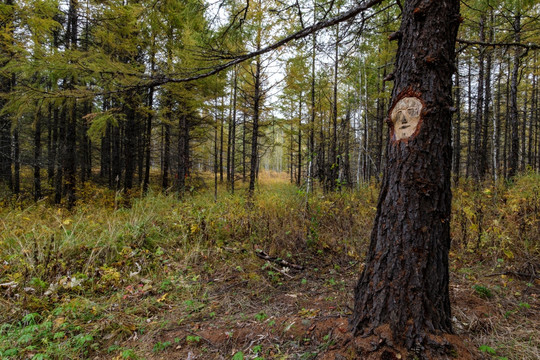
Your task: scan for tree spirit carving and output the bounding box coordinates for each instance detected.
[390,97,423,140]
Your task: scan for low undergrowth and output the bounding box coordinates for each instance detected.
[0,173,538,359]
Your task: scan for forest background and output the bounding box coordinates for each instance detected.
[0,0,539,359]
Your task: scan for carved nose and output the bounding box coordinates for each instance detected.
[401,113,408,124]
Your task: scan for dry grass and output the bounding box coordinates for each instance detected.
[0,172,539,359]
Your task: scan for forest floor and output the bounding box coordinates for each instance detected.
[0,172,539,359]
[116,250,539,360]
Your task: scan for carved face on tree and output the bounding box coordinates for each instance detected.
[391,97,423,140]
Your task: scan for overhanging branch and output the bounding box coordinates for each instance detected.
[457,38,540,51]
[151,0,385,86]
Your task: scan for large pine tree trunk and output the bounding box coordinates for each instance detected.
[352,0,459,355]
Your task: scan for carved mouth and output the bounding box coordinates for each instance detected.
[399,125,410,130]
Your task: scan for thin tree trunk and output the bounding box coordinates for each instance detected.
[162,123,170,191]
[34,106,42,201]
[453,57,461,185]
[13,119,19,194]
[297,96,302,186]
[0,0,14,190]
[55,105,66,203]
[481,13,493,177]
[248,53,261,196]
[64,0,78,209]
[231,66,237,194]
[242,113,246,182]
[329,22,340,190]
[123,99,136,191]
[290,115,294,183]
[65,99,77,208]
[521,89,527,171]
[214,118,218,201]
[508,13,521,178]
[308,16,316,192]
[47,103,55,184]
[111,121,121,190]
[473,15,485,181]
[503,59,510,177]
[219,98,224,182]
[466,60,472,178]
[528,76,535,168]
[143,86,154,193]
[493,65,501,181]
[177,113,188,195]
[344,107,352,187]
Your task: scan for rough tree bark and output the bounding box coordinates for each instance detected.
[351,0,460,356]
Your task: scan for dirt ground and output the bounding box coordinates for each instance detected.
[109,253,539,360]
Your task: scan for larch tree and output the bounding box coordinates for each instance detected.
[351,0,461,357]
[0,0,14,190]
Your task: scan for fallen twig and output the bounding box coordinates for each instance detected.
[267,263,294,279]
[255,249,304,270]
[484,271,538,280]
